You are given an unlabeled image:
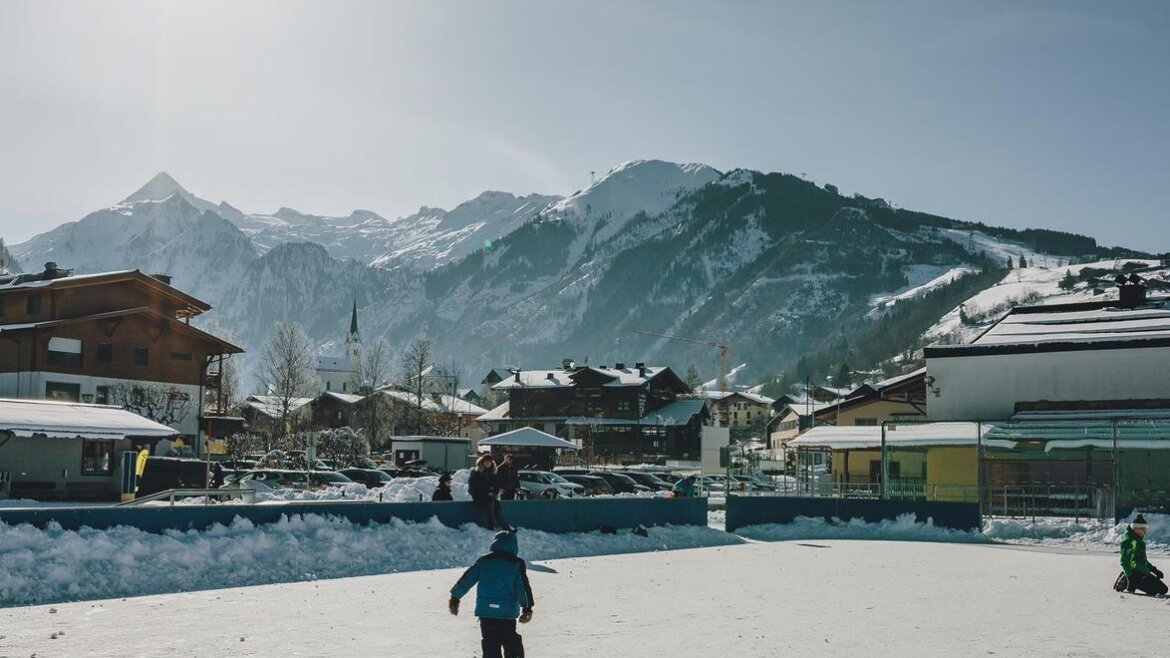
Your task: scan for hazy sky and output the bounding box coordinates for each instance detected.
[2,0,1168,250]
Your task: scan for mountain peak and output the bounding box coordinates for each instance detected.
[123,172,190,204]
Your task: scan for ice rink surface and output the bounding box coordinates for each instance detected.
[2,538,1165,658]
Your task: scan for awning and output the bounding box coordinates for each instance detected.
[0,398,178,440]
[478,427,578,450]
[787,422,981,450]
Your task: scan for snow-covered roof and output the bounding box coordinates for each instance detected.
[0,398,178,439]
[928,298,1170,357]
[477,401,510,422]
[982,420,1170,451]
[316,356,354,373]
[242,396,314,419]
[478,427,578,449]
[490,365,676,390]
[320,391,364,405]
[705,390,775,405]
[787,422,981,450]
[639,398,707,425]
[374,389,488,416]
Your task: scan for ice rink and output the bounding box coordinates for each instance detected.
[2,538,1164,658]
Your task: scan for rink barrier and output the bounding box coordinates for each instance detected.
[724,495,981,532]
[0,496,707,534]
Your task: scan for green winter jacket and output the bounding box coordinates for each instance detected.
[1120,527,1153,577]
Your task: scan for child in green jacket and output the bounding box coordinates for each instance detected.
[1115,514,1166,596]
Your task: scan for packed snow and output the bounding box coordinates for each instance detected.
[3,535,1166,657]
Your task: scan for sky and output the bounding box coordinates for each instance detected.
[1,0,1168,250]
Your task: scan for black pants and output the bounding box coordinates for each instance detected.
[480,618,523,658]
[1129,572,1168,596]
[474,499,510,530]
[500,489,517,501]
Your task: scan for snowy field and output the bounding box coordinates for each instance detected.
[2,538,1167,658]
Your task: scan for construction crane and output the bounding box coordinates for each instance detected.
[632,329,731,393]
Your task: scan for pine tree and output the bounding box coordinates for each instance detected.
[1018,254,1027,269]
[1006,256,1013,270]
[684,364,703,394]
[1059,269,1077,290]
[833,362,852,389]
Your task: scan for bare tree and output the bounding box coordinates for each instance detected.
[398,336,435,434]
[108,383,194,427]
[355,390,399,451]
[256,321,319,435]
[351,337,393,394]
[316,427,370,467]
[224,432,262,465]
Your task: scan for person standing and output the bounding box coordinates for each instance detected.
[496,454,521,501]
[210,462,226,489]
[432,472,454,501]
[1117,514,1167,596]
[469,454,508,530]
[449,530,534,658]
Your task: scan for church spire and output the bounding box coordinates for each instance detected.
[349,298,359,339]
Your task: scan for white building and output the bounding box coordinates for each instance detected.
[316,300,363,394]
[925,280,1170,421]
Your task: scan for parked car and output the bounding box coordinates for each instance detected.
[308,471,355,490]
[619,471,674,491]
[732,474,778,492]
[287,451,334,471]
[235,470,312,493]
[590,471,651,494]
[340,468,394,487]
[348,457,382,470]
[518,470,582,498]
[561,474,612,496]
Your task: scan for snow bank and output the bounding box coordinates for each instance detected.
[736,511,1170,553]
[254,471,472,504]
[736,513,986,544]
[0,514,741,608]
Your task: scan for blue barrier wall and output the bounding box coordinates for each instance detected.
[725,496,982,532]
[0,497,707,534]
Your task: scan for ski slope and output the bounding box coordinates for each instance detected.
[2,538,1164,658]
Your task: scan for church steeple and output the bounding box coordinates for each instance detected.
[346,298,362,371]
[348,299,360,343]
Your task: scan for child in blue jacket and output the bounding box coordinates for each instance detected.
[449,530,535,658]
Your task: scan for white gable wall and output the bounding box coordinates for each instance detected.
[927,344,1170,421]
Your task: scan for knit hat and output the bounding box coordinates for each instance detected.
[1132,514,1148,529]
[439,473,452,483]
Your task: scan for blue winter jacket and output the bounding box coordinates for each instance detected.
[451,531,534,620]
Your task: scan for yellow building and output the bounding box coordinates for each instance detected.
[814,368,926,426]
[787,422,979,502]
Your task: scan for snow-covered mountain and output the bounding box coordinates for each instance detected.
[7,161,1150,389]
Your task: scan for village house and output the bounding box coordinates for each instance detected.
[478,362,708,462]
[706,391,775,440]
[0,264,242,446]
[813,368,927,427]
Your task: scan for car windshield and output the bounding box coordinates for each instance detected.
[545,473,571,484]
[313,472,352,483]
[612,474,638,485]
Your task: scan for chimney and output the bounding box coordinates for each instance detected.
[150,273,172,285]
[546,373,556,381]
[637,363,647,377]
[615,362,626,370]
[42,262,70,280]
[1118,273,1147,308]
[562,358,575,370]
[514,369,521,383]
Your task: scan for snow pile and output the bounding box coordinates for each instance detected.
[736,514,986,544]
[984,511,1170,552]
[0,515,742,608]
[735,511,1170,553]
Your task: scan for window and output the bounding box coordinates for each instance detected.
[169,351,193,361]
[326,381,331,391]
[45,381,81,401]
[47,337,83,367]
[97,343,113,363]
[26,293,42,315]
[94,385,110,405]
[134,346,149,366]
[854,418,878,426]
[81,440,114,475]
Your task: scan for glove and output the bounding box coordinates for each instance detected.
[519,609,533,624]
[448,597,460,616]
[1152,567,1164,579]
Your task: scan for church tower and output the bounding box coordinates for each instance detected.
[346,298,363,373]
